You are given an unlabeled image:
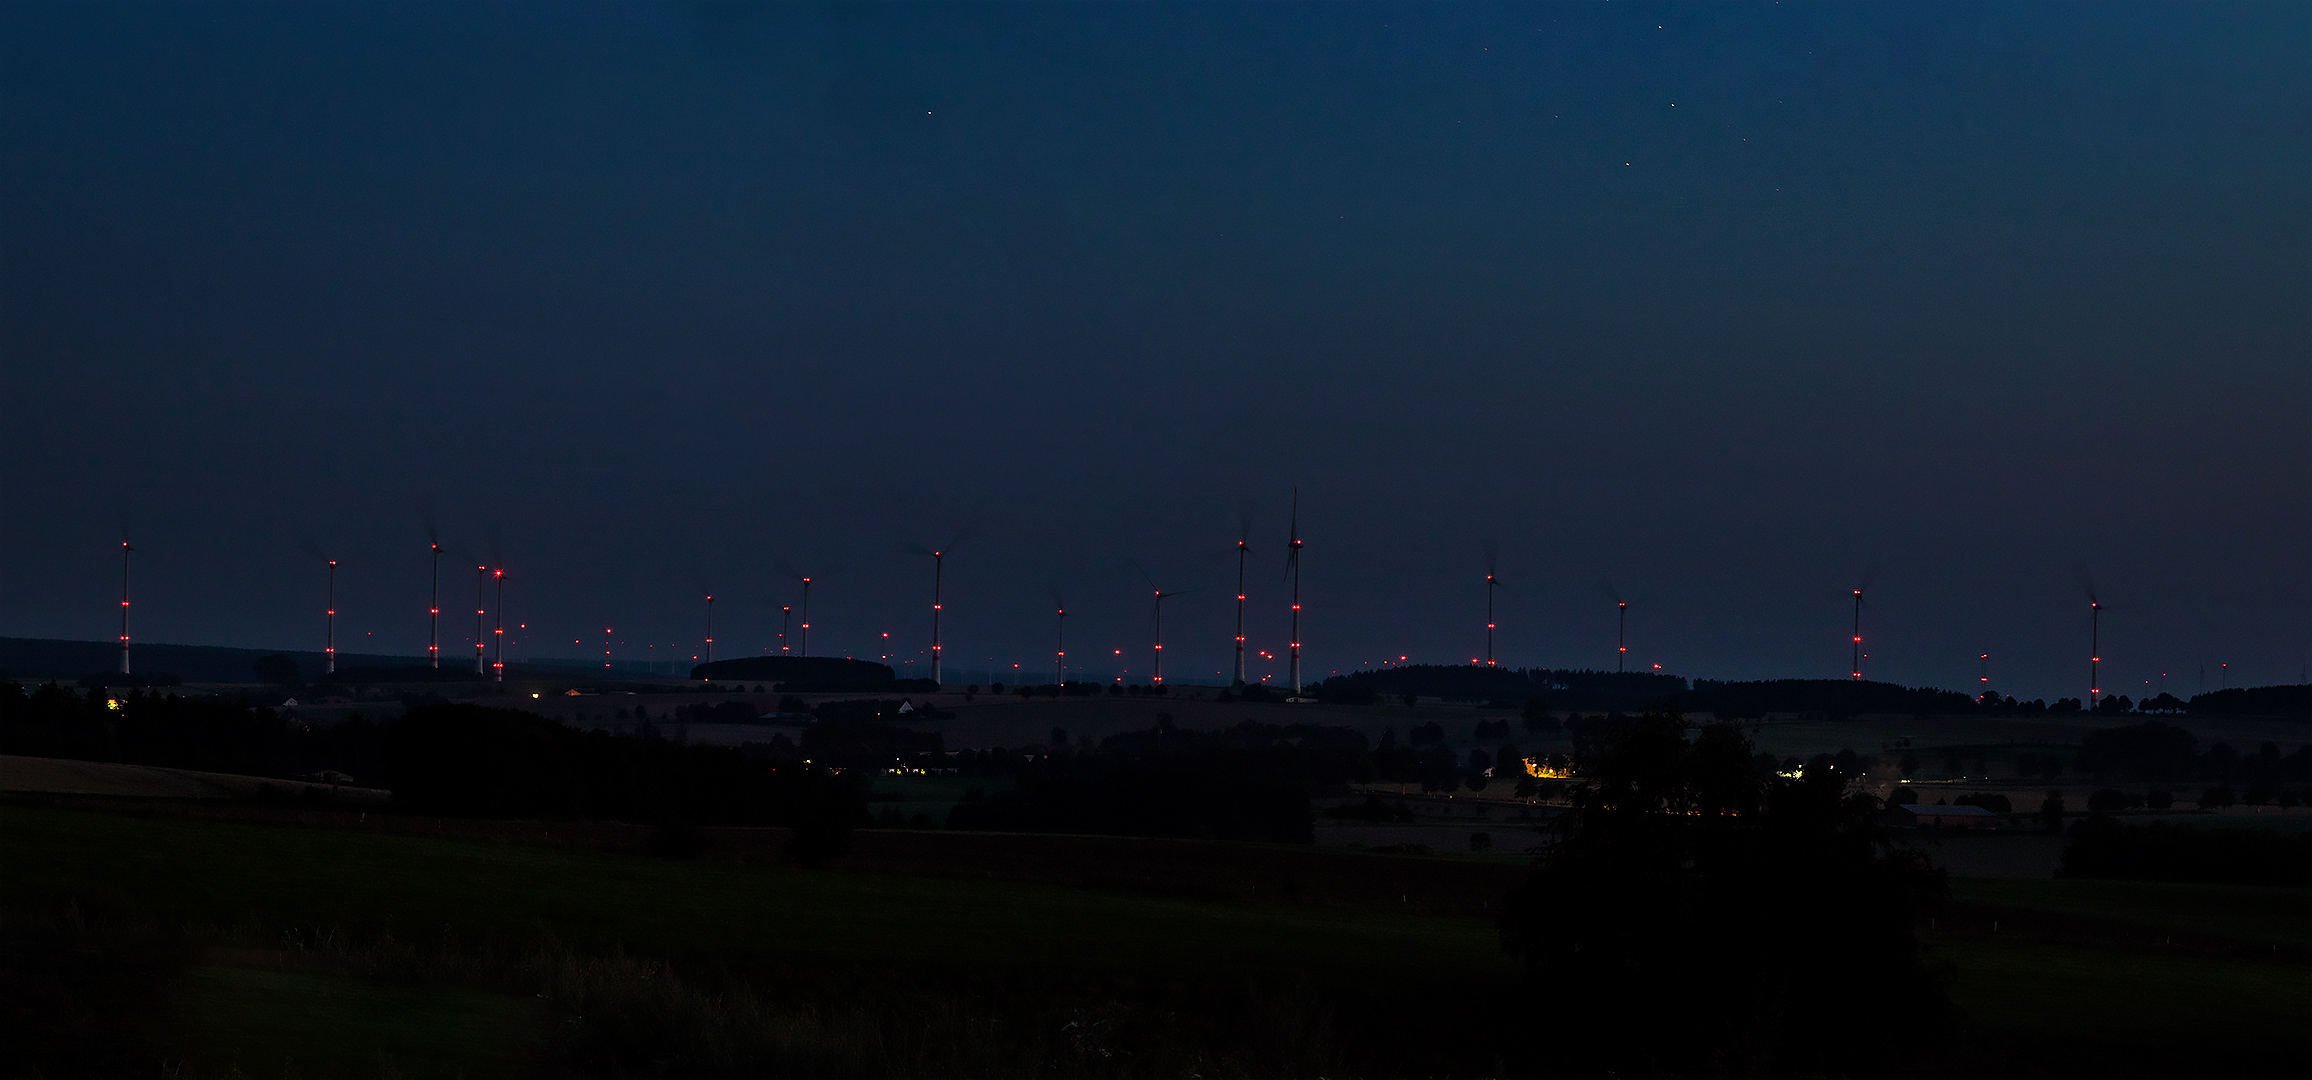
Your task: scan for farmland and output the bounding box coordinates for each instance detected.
[5,798,2306,1077]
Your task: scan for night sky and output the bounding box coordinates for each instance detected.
[3,2,2305,700]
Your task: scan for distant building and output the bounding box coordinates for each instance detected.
[1889,803,1999,829]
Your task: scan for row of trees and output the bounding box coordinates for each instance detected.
[0,683,868,839]
[2073,719,2311,786]
[945,718,1350,842]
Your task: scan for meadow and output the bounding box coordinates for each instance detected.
[5,798,2306,1077]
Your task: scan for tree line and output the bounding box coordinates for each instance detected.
[0,683,865,839]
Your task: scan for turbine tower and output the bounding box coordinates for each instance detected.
[1617,601,1628,673]
[1150,584,1179,685]
[492,567,505,682]
[1485,561,1500,667]
[1850,589,1863,680]
[117,541,133,675]
[1286,489,1303,697]
[703,592,716,666]
[1232,535,1251,687]
[929,551,945,686]
[428,543,441,669]
[799,576,812,656]
[2089,600,2101,705]
[781,606,792,652]
[325,559,338,675]
[474,566,489,675]
[1054,598,1067,686]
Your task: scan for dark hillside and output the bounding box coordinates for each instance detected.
[2189,684,2312,718]
[691,655,917,692]
[0,636,427,684]
[1678,678,1978,718]
[1321,664,1687,710]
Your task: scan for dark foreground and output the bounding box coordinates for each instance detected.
[2,798,2304,1079]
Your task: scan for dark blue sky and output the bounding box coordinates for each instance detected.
[3,2,2305,698]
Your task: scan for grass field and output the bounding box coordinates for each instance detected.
[0,805,1502,980]
[2,803,1511,1076]
[1933,937,2308,1077]
[5,802,2305,1077]
[1951,876,2312,952]
[1934,877,2311,1077]
[167,965,546,1078]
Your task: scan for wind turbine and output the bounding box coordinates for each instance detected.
[474,566,489,675]
[1617,601,1628,673]
[780,606,792,652]
[325,559,338,675]
[1138,568,1189,686]
[1232,527,1252,687]
[1053,593,1068,686]
[1484,543,1502,667]
[117,540,133,675]
[799,575,812,657]
[428,541,442,669]
[1850,589,1864,680]
[703,592,716,666]
[492,567,506,682]
[2090,599,2102,706]
[1286,488,1303,697]
[928,550,945,685]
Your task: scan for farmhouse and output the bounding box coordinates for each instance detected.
[1889,803,1999,829]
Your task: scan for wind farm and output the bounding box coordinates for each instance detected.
[3,4,2303,1076]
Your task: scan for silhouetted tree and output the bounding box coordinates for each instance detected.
[1498,711,1944,1075]
[2038,792,2067,831]
[1520,695,1558,734]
